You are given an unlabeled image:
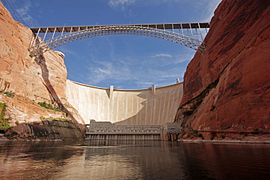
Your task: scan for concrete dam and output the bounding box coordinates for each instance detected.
[66,80,183,140]
[66,80,183,126]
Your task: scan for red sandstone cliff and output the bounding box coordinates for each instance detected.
[0,2,84,131]
[175,0,270,140]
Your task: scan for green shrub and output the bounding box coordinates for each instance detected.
[0,120,10,131]
[0,102,10,131]
[191,129,203,138]
[40,116,67,122]
[0,102,6,121]
[50,117,67,121]
[38,101,61,112]
[3,91,15,98]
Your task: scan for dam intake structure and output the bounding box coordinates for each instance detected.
[86,120,161,141]
[85,120,182,141]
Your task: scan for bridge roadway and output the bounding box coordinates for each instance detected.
[30,22,210,33]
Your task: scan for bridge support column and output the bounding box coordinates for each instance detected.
[42,28,49,41]
[51,27,57,41]
[32,28,41,47]
[61,27,65,36]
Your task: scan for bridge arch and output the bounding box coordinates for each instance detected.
[30,23,209,54]
[47,26,203,50]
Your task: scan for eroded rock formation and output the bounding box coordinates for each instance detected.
[175,0,270,140]
[0,3,84,139]
[5,120,83,141]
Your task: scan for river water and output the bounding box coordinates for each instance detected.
[1,141,270,180]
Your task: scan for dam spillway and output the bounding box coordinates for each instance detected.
[66,80,183,126]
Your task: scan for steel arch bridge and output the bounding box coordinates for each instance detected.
[29,22,209,56]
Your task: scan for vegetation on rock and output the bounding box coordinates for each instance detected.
[3,91,15,98]
[190,129,203,138]
[0,102,10,131]
[38,101,61,112]
[40,116,68,122]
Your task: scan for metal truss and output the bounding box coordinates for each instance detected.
[30,23,209,56]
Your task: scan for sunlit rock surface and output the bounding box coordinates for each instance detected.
[175,0,270,140]
[0,3,84,138]
[0,4,66,103]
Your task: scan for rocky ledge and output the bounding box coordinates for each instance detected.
[4,119,85,141]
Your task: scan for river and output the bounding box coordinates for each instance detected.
[1,141,270,179]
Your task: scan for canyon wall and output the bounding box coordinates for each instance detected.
[0,2,84,138]
[0,4,66,103]
[175,0,270,139]
[66,80,183,125]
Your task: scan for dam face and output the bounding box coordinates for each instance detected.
[66,80,183,125]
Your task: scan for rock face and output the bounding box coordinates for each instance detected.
[5,120,84,141]
[0,4,66,103]
[175,0,270,140]
[0,3,84,139]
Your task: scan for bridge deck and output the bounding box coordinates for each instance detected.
[30,22,210,33]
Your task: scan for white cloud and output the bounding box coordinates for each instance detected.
[194,0,221,22]
[108,0,182,9]
[151,53,173,58]
[107,0,187,9]
[85,55,183,88]
[107,0,221,22]
[87,60,134,85]
[58,47,77,56]
[15,0,34,25]
[108,0,136,9]
[83,48,195,88]
[150,52,193,65]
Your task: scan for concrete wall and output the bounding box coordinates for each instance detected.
[66,80,183,125]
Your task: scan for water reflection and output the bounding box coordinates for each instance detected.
[0,141,84,179]
[1,141,270,179]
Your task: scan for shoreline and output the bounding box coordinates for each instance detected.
[179,139,270,144]
[0,134,82,143]
[1,135,270,145]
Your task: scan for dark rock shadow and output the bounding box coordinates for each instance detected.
[31,40,83,132]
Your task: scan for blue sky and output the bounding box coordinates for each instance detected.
[3,0,221,89]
